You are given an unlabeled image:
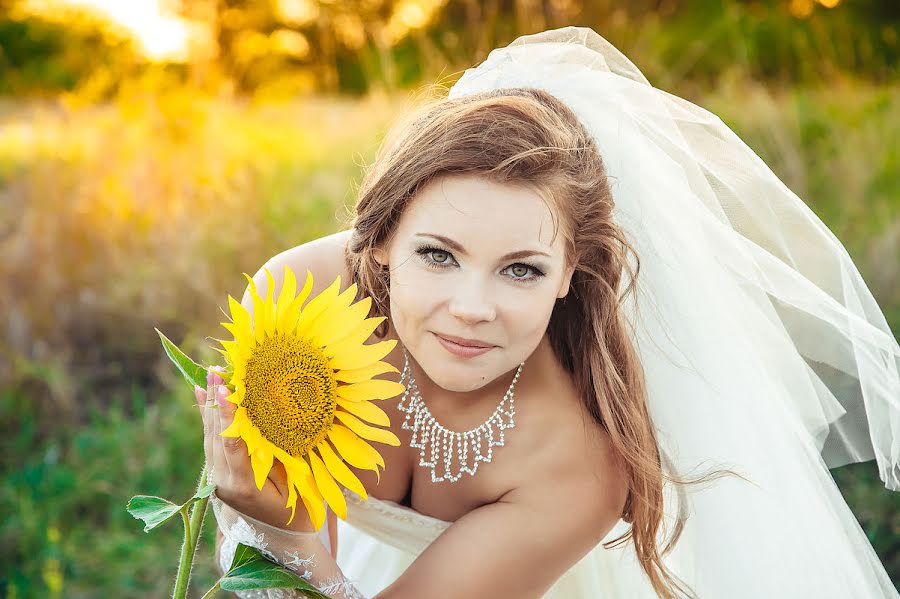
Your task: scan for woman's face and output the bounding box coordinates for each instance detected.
[375,173,575,394]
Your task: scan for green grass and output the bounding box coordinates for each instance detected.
[1,386,219,598]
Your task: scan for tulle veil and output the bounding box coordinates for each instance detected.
[447,26,900,597]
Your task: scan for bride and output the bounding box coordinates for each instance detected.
[195,27,900,598]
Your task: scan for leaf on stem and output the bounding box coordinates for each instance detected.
[220,544,332,598]
[155,328,208,389]
[127,484,216,532]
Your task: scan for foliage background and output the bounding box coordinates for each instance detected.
[1,0,898,596]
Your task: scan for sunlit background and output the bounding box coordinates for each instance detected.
[1,1,898,597]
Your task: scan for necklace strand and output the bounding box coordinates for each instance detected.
[396,348,524,483]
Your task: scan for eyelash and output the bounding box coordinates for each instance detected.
[414,245,546,284]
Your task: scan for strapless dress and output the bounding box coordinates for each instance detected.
[333,487,655,598]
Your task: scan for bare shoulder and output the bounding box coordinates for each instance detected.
[241,229,354,306]
[519,402,629,539]
[382,408,629,599]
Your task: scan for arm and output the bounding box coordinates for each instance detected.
[211,469,622,599]
[376,469,625,599]
[211,491,364,598]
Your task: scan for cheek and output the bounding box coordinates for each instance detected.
[504,291,557,343]
[386,264,439,328]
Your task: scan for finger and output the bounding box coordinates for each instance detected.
[268,459,289,497]
[209,365,226,385]
[216,381,254,484]
[194,384,215,479]
[208,366,227,455]
[206,368,228,485]
[206,369,226,485]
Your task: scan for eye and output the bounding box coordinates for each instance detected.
[503,263,545,283]
[415,246,457,268]
[414,244,546,284]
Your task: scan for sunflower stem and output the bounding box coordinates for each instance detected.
[200,581,222,599]
[188,468,211,557]
[172,466,211,599]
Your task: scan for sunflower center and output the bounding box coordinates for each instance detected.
[242,334,337,456]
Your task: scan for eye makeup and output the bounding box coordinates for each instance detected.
[414,244,547,284]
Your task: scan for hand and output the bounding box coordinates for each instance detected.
[194,366,318,533]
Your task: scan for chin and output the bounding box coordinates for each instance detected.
[407,340,491,392]
[418,358,493,392]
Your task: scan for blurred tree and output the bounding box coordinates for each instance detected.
[0,0,141,95]
[0,0,898,96]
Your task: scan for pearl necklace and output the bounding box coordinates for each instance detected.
[396,347,525,483]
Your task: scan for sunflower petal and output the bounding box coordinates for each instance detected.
[243,425,263,454]
[295,269,315,307]
[300,494,325,531]
[328,424,385,482]
[220,322,254,352]
[250,446,274,490]
[334,360,399,383]
[274,265,297,333]
[278,282,310,340]
[336,398,391,427]
[295,458,326,530]
[285,474,299,525]
[220,407,249,437]
[226,295,252,333]
[324,316,386,356]
[283,456,317,527]
[328,339,397,371]
[309,450,347,520]
[334,411,400,446]
[242,273,268,344]
[259,268,278,338]
[316,440,368,501]
[307,287,367,347]
[295,275,342,337]
[336,379,406,402]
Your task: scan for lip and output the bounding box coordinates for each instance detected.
[434,333,495,348]
[433,333,496,358]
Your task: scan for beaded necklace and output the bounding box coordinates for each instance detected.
[396,347,525,483]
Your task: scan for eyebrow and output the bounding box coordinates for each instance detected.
[414,233,552,261]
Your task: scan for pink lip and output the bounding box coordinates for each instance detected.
[434,333,494,348]
[434,333,495,358]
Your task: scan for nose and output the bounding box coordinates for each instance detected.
[448,277,496,324]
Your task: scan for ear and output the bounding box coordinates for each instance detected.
[373,246,387,267]
[557,264,576,299]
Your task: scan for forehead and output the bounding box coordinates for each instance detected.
[398,174,563,250]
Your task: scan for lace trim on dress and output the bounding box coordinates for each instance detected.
[211,491,368,599]
[342,486,451,532]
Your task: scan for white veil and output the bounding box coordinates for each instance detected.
[448,27,900,598]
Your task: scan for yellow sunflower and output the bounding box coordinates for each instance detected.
[212,265,404,530]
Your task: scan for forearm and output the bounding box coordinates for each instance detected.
[211,491,366,599]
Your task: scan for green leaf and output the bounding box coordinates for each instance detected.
[127,484,216,532]
[126,495,182,533]
[155,328,207,389]
[220,544,332,598]
[194,483,216,500]
[228,543,261,571]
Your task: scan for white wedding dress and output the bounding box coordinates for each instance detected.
[335,488,652,598]
[334,484,897,598]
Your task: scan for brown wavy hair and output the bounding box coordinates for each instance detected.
[342,86,748,599]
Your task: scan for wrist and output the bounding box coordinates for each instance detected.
[212,489,318,535]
